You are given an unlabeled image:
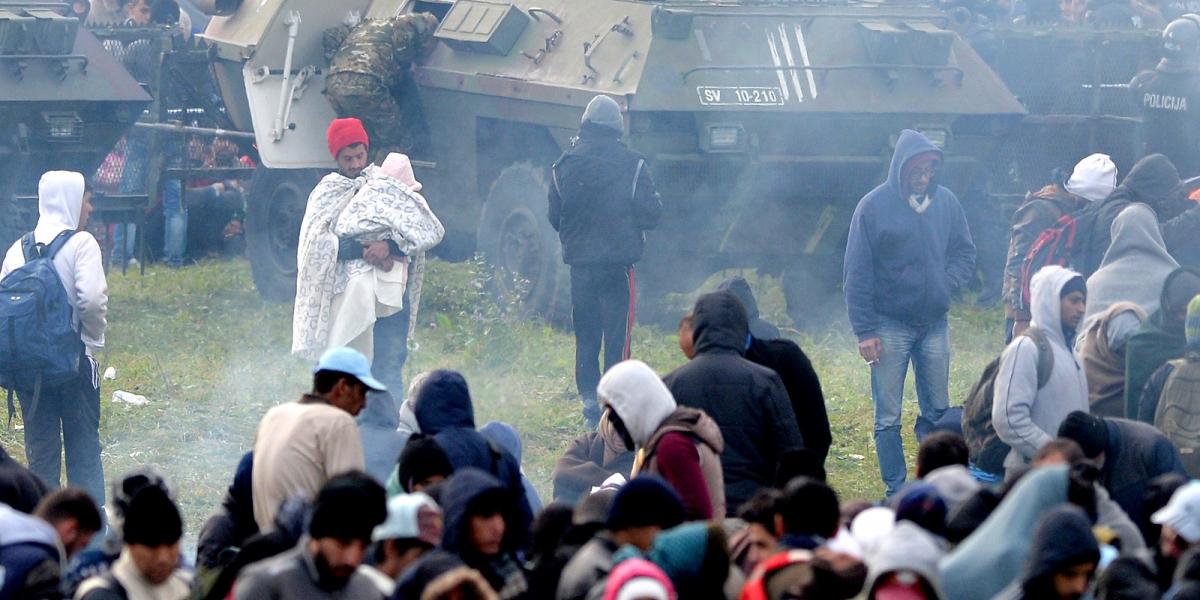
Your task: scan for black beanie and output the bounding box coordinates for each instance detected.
[309,471,387,541]
[398,435,454,492]
[1060,276,1087,299]
[123,486,182,547]
[1057,412,1109,459]
[606,476,685,531]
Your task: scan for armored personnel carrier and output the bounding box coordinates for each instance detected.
[0,2,151,248]
[203,0,1024,323]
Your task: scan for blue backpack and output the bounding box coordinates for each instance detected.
[0,230,84,421]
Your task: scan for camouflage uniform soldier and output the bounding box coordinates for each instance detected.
[325,14,440,164]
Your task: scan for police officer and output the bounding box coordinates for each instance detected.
[1131,15,1200,178]
[548,95,663,427]
[325,13,439,164]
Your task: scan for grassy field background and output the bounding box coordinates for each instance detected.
[0,258,1004,541]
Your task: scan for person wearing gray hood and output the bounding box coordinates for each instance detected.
[993,265,1090,474]
[862,521,945,599]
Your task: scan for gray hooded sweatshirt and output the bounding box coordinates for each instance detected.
[993,265,1090,472]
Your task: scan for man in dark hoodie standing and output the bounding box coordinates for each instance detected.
[844,129,976,497]
[1076,154,1200,277]
[548,94,663,427]
[664,290,804,514]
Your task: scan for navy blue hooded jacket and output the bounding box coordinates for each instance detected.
[412,370,532,542]
[843,130,976,341]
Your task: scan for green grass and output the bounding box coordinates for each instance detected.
[0,258,1007,538]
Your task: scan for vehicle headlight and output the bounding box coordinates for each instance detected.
[705,125,745,151]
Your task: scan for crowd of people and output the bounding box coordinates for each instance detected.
[12,11,1200,592]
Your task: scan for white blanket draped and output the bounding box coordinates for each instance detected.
[292,166,444,360]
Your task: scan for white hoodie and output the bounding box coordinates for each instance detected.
[597,360,676,448]
[0,171,108,354]
[993,265,1089,472]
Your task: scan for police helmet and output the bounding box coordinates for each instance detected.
[1162,14,1200,72]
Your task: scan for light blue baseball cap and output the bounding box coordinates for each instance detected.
[314,347,387,391]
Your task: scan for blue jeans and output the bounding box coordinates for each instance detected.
[162,178,186,267]
[871,317,951,497]
[17,354,106,507]
[114,133,150,264]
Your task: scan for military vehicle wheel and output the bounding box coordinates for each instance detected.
[246,167,321,302]
[477,163,570,325]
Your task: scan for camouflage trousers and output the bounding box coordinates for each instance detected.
[326,71,424,163]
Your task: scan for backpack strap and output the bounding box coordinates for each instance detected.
[1022,326,1056,390]
[20,230,77,263]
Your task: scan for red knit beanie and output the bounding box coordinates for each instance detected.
[327,118,369,159]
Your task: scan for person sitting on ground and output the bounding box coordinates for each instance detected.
[252,347,381,531]
[557,477,684,600]
[995,505,1101,600]
[993,266,1090,474]
[63,469,170,597]
[916,431,969,479]
[440,468,529,600]
[940,464,1099,600]
[0,446,47,515]
[598,359,725,520]
[480,421,544,516]
[1140,291,1200,421]
[77,483,192,600]
[1101,480,1200,596]
[0,489,101,598]
[664,291,803,515]
[775,476,841,552]
[860,522,946,600]
[730,489,782,576]
[234,471,388,599]
[601,558,675,600]
[410,371,531,536]
[550,411,635,505]
[1127,267,1200,418]
[1057,410,1186,525]
[361,492,442,596]
[194,452,256,597]
[389,435,454,497]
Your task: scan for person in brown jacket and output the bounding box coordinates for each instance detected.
[1003,154,1115,342]
[550,413,635,505]
[1079,302,1148,417]
[597,360,725,521]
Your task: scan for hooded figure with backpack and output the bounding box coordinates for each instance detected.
[0,171,107,507]
[1004,154,1115,342]
[992,266,1089,474]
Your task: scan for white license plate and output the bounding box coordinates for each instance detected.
[697,86,785,106]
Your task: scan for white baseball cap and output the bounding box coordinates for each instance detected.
[372,492,442,544]
[1153,481,1200,543]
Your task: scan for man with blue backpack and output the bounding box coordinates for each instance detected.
[0,171,108,506]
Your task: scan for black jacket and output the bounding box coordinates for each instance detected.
[548,123,662,266]
[1100,418,1187,525]
[1077,154,1200,276]
[745,337,832,464]
[663,291,804,514]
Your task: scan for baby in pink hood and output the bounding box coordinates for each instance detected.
[380,153,422,192]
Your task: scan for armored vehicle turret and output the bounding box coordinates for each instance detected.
[204,0,1025,324]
